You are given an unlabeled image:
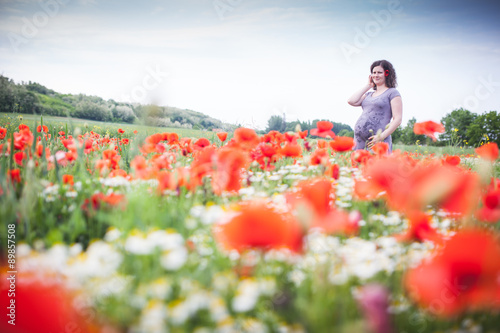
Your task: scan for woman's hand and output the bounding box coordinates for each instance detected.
[367,132,383,149]
[367,75,375,89]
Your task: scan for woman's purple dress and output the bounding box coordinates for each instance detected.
[354,88,400,152]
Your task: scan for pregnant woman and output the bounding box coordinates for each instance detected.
[347,60,403,152]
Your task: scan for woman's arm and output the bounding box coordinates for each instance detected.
[347,76,374,106]
[367,96,403,148]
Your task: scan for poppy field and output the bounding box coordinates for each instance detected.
[1,117,500,333]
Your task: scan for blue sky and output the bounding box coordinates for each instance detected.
[1,0,499,130]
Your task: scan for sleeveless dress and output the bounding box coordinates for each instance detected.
[354,88,400,152]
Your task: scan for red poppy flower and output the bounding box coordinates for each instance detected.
[280,143,302,158]
[476,187,500,223]
[36,125,48,133]
[289,178,333,216]
[263,144,279,158]
[310,148,329,166]
[35,142,44,158]
[310,121,335,138]
[356,156,480,216]
[350,149,373,167]
[62,174,74,185]
[14,151,26,166]
[194,137,211,149]
[214,201,303,253]
[9,169,21,183]
[216,131,228,142]
[13,128,34,150]
[475,142,499,161]
[329,136,355,152]
[168,132,180,144]
[18,124,29,131]
[250,143,277,171]
[326,163,340,180]
[66,151,77,162]
[157,170,176,193]
[234,127,260,150]
[117,128,125,134]
[109,169,128,178]
[0,277,97,333]
[298,130,308,139]
[413,121,445,142]
[190,146,216,187]
[395,211,444,244]
[213,147,248,194]
[102,192,125,206]
[405,230,500,317]
[286,177,360,235]
[371,142,389,156]
[102,149,120,170]
[131,155,151,179]
[317,139,328,149]
[284,132,297,144]
[146,133,163,145]
[150,154,172,171]
[312,208,360,235]
[0,127,6,140]
[84,139,93,150]
[443,155,461,166]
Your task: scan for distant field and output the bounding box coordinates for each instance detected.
[393,143,475,156]
[0,112,476,156]
[0,112,216,140]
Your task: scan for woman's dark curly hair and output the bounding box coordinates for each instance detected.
[370,60,397,90]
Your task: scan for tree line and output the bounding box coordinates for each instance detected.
[265,108,499,147]
[265,115,354,137]
[392,108,500,147]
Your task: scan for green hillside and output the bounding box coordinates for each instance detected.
[0,75,236,132]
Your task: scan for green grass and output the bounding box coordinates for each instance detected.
[0,112,217,140]
[394,144,475,156]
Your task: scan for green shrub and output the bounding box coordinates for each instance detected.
[74,101,112,122]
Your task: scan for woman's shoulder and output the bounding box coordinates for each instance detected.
[387,87,401,99]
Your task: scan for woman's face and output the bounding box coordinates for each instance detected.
[371,65,386,86]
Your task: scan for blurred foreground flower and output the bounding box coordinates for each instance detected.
[476,181,500,223]
[329,136,355,152]
[405,230,500,317]
[288,178,360,235]
[0,275,98,333]
[475,142,499,161]
[355,284,394,333]
[413,120,445,141]
[216,131,228,142]
[310,121,335,138]
[354,156,480,217]
[214,201,303,253]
